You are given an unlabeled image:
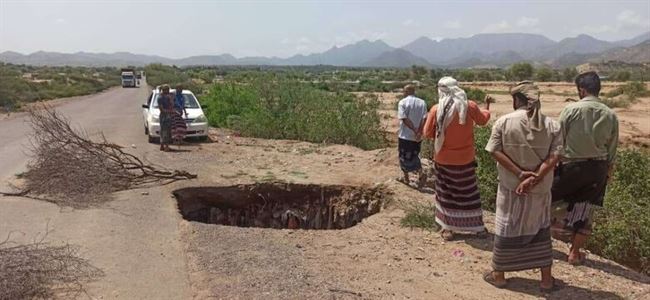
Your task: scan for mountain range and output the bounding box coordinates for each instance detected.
[1,32,649,68]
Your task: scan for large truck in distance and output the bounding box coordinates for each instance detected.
[121,68,137,88]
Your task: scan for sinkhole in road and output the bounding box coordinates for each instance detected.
[173,183,387,229]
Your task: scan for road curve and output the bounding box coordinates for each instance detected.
[0,84,193,299]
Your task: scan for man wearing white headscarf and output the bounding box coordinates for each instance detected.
[423,77,492,241]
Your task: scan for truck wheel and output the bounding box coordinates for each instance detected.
[144,126,149,135]
[148,135,157,144]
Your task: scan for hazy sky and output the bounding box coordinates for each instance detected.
[1,0,649,58]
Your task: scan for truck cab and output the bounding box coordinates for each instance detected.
[121,68,137,88]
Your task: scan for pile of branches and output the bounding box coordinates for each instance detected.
[0,233,103,299]
[2,106,196,207]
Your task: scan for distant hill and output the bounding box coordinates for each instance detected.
[361,49,431,68]
[589,40,650,64]
[402,33,556,65]
[281,40,394,66]
[1,31,649,68]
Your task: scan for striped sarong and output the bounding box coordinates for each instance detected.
[434,161,484,232]
[492,185,553,272]
[171,113,187,142]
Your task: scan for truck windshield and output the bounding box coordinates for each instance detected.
[152,93,200,109]
[122,75,134,79]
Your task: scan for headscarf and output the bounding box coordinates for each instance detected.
[434,76,468,154]
[510,81,544,132]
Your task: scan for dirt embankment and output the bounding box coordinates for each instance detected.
[155,128,650,300]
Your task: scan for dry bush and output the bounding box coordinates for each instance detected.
[0,231,103,299]
[1,105,196,208]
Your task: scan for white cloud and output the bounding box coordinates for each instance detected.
[516,17,539,27]
[402,19,415,27]
[482,21,511,33]
[574,10,649,36]
[617,10,650,28]
[444,20,461,29]
[55,18,66,24]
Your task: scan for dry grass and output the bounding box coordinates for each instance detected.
[0,229,103,299]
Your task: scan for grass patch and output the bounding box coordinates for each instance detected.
[400,203,440,231]
[0,63,120,111]
[474,126,499,211]
[605,81,649,99]
[600,98,632,109]
[203,78,388,150]
[589,149,650,275]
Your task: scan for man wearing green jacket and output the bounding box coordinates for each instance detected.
[551,71,619,265]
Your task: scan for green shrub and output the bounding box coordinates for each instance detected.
[466,87,487,103]
[605,81,649,99]
[415,86,438,108]
[600,98,632,109]
[400,202,440,231]
[589,150,650,275]
[474,126,498,210]
[0,63,120,109]
[202,80,388,150]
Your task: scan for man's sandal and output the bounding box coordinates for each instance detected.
[483,271,507,289]
[540,277,564,293]
[568,252,587,266]
[440,230,454,241]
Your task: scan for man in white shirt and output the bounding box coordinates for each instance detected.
[397,84,428,186]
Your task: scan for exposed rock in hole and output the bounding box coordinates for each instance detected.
[173,183,389,229]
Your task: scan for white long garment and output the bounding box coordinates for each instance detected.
[397,95,428,141]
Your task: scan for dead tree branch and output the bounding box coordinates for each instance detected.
[1,105,196,208]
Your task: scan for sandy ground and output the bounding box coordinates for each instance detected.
[378,82,650,148]
[165,130,650,300]
[1,81,649,299]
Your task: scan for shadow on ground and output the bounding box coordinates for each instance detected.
[504,277,623,300]
[465,232,650,285]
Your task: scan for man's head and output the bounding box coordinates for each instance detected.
[575,71,601,98]
[403,84,416,97]
[176,84,183,93]
[510,81,539,111]
[161,84,170,95]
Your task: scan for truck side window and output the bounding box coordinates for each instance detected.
[147,93,153,106]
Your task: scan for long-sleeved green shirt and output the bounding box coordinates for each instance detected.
[559,96,619,163]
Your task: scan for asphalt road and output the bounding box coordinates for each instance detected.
[0,83,193,299]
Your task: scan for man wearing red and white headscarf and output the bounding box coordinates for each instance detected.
[423,77,492,241]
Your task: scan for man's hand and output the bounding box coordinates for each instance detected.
[516,176,536,195]
[607,164,615,184]
[415,132,422,142]
[518,171,537,180]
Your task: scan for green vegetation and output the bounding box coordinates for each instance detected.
[590,150,650,275]
[400,203,440,231]
[509,62,535,81]
[0,63,120,111]
[202,78,387,150]
[143,64,207,95]
[602,81,649,108]
[474,126,499,211]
